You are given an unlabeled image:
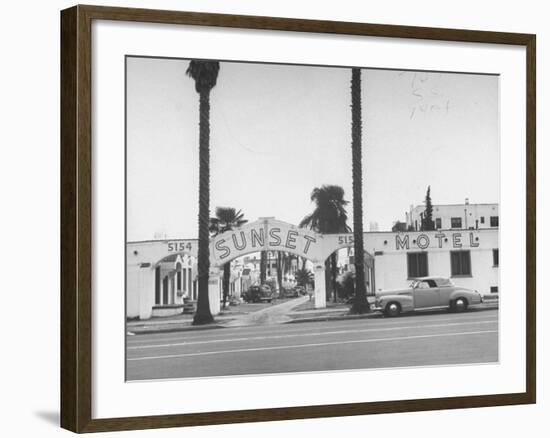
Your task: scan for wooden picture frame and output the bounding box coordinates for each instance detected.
[61,4,536,433]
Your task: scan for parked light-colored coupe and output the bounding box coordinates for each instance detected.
[373,276,483,317]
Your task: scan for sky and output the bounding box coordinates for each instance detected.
[126,57,499,241]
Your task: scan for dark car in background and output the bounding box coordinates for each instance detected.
[280,288,298,298]
[243,284,273,303]
[280,285,307,298]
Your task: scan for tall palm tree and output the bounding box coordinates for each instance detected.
[209,207,248,309]
[300,185,351,302]
[349,68,370,314]
[187,60,220,325]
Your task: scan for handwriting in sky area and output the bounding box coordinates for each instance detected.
[399,71,451,120]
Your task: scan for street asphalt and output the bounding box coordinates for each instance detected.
[126,308,498,380]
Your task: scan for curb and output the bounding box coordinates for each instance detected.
[286,313,381,324]
[287,303,499,324]
[128,324,226,336]
[128,304,500,333]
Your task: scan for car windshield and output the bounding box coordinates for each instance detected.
[410,280,433,288]
[410,278,454,288]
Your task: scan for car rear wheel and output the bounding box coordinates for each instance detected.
[452,297,468,312]
[385,302,401,317]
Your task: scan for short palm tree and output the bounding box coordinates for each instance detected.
[186,60,220,325]
[300,185,351,302]
[349,67,370,314]
[209,207,248,308]
[294,268,314,289]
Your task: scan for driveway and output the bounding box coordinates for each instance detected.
[221,295,309,327]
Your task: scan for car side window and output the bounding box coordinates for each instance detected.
[417,281,430,289]
[426,280,438,288]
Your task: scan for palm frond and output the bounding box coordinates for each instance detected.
[302,184,351,233]
[186,60,220,93]
[299,213,314,229]
[209,206,248,235]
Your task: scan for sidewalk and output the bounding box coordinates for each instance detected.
[127,297,308,334]
[126,313,233,335]
[286,301,499,324]
[127,298,499,334]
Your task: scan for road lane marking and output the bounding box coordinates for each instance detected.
[127,319,497,350]
[127,329,498,361]
[127,314,498,345]
[127,317,498,346]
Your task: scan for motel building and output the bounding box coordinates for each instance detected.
[127,217,499,320]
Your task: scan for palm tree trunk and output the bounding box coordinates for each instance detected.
[330,252,338,302]
[324,259,331,300]
[222,262,230,309]
[350,68,370,314]
[193,89,214,325]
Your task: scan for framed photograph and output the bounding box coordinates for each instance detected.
[60,4,536,433]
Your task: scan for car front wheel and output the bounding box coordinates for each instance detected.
[385,302,401,317]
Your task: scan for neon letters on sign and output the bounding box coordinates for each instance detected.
[212,224,318,261]
[395,232,480,250]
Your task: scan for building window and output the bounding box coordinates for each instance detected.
[490,286,499,293]
[490,216,499,227]
[435,218,442,229]
[493,249,499,267]
[450,250,472,276]
[480,216,485,224]
[407,252,428,278]
[451,217,462,228]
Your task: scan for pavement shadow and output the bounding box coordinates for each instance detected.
[34,410,59,427]
[398,305,498,318]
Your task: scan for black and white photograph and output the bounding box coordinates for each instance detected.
[125,57,500,381]
[1,0,543,435]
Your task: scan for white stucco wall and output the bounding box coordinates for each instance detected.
[126,264,140,318]
[126,223,499,319]
[409,203,500,230]
[366,229,499,294]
